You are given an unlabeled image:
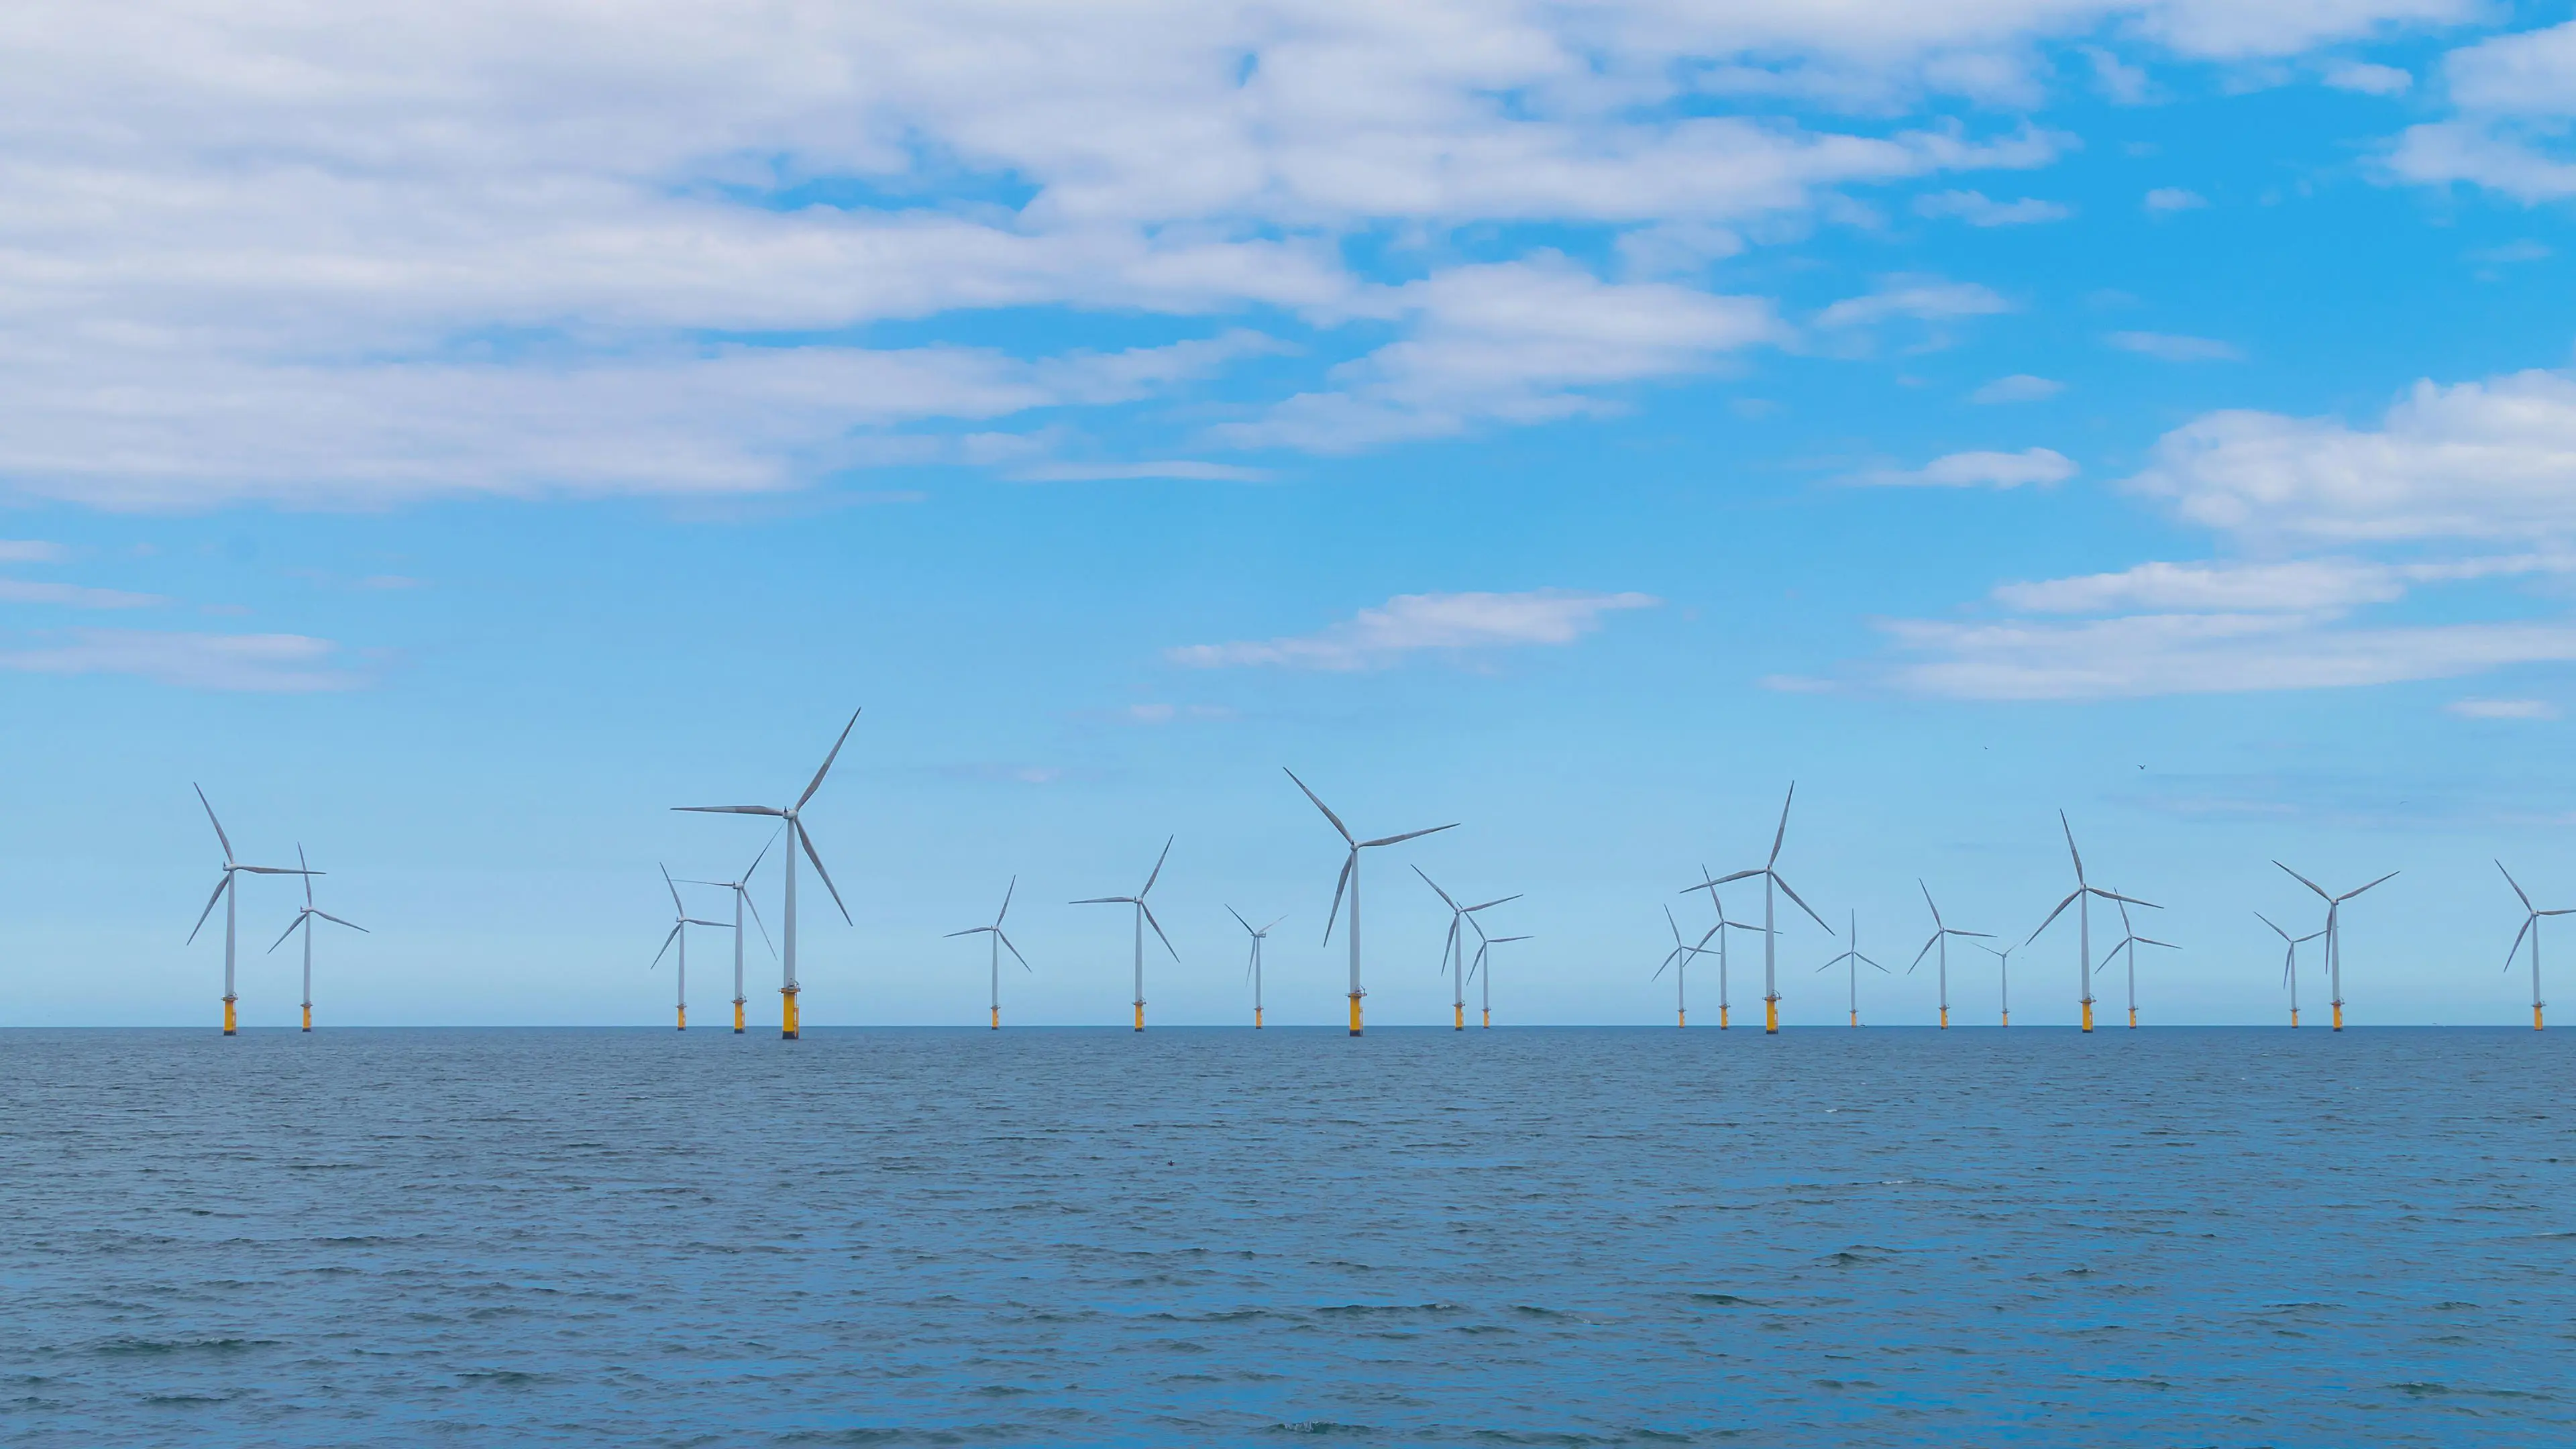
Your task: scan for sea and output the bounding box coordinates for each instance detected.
[1,1026,2568,1446]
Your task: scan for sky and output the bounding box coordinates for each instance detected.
[5,0,2576,1028]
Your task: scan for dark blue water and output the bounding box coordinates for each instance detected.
[3,1027,2569,1446]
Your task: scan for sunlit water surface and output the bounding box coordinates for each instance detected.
[2,1026,2569,1446]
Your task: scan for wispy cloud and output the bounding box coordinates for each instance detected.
[2324,61,2412,96]
[1816,276,2012,329]
[0,629,364,692]
[1970,374,2065,404]
[0,541,66,563]
[1851,447,2074,488]
[2143,186,2210,212]
[0,578,164,608]
[1913,191,2072,226]
[2448,697,2559,719]
[1171,589,1658,670]
[2108,330,2243,362]
[1008,461,1273,482]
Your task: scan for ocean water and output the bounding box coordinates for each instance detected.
[1,1026,2569,1447]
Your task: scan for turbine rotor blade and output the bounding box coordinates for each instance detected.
[1465,894,1521,913]
[2508,916,2534,967]
[266,912,307,953]
[1001,932,1031,971]
[1141,836,1173,897]
[1282,768,1354,845]
[313,911,367,932]
[795,708,863,811]
[1688,869,1764,892]
[187,873,231,944]
[1768,784,1794,867]
[998,875,1017,926]
[1909,934,1938,973]
[1413,863,1458,910]
[1362,823,1456,849]
[796,823,853,925]
[2340,870,2400,902]
[652,922,682,967]
[194,784,233,862]
[2255,911,2290,943]
[662,863,685,916]
[2275,861,2330,901]
[1141,902,1179,962]
[2059,810,2084,883]
[1772,873,1831,932]
[1227,904,1254,934]
[1322,852,1352,945]
[2025,890,2081,947]
[674,805,784,815]
[1919,879,1941,928]
[2499,859,2532,911]
[745,826,780,882]
[299,844,313,908]
[743,888,775,958]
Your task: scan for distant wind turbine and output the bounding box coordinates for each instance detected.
[1909,881,1991,1030]
[2096,894,2177,1029]
[2497,861,2569,1032]
[2255,911,2324,1028]
[1980,941,2017,1026]
[186,784,317,1036]
[2027,813,2156,1032]
[1466,917,1529,1028]
[1074,837,1177,1032]
[1687,785,1831,1034]
[676,830,777,1033]
[1417,866,1517,1031]
[264,844,366,1033]
[1818,910,1888,1026]
[1681,869,1767,1029]
[2273,862,2397,1032]
[1284,769,1456,1037]
[674,709,859,1040]
[1654,904,1719,1028]
[947,878,1030,1030]
[1227,906,1285,1028]
[653,865,733,1031]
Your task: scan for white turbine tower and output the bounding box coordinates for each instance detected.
[265,844,366,1032]
[187,784,316,1036]
[1466,918,1529,1028]
[2027,812,2157,1032]
[1908,881,1991,1030]
[674,710,859,1040]
[674,831,777,1034]
[653,865,732,1031]
[1687,785,1829,1034]
[2497,861,2568,1032]
[1284,769,1456,1038]
[1980,941,2018,1026]
[1227,906,1285,1028]
[1818,910,1888,1026]
[2273,862,2397,1032]
[1654,905,1719,1027]
[2096,894,2177,1029]
[1417,866,1517,1032]
[1073,837,1177,1032]
[2255,912,2324,1028]
[947,878,1030,1030]
[1680,870,1766,1029]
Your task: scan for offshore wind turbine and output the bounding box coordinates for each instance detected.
[673,708,859,1040]
[2027,813,2157,1032]
[264,844,366,1032]
[1227,906,1285,1028]
[1817,910,1888,1026]
[2274,862,2398,1032]
[1682,869,1768,1029]
[1687,786,1831,1034]
[2097,895,2177,1029]
[947,878,1030,1030]
[1466,918,1530,1028]
[1654,904,1719,1028]
[653,865,733,1031]
[186,784,317,1036]
[675,831,777,1034]
[1073,837,1177,1032]
[1909,881,1991,1030]
[1284,769,1456,1037]
[1417,866,1517,1030]
[1980,941,2017,1026]
[2255,912,2324,1028]
[2496,861,2569,1031]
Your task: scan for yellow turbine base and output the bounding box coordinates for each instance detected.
[1849,1011,1859,1028]
[734,1000,745,1033]
[677,1005,686,1031]
[223,997,236,1036]
[1677,1009,1685,1028]
[1481,1008,1490,1028]
[1255,1007,1264,1029]
[2332,1002,2343,1032]
[2129,1007,2137,1030]
[1939,1006,1948,1030]
[1454,1003,1464,1031]
[2290,1009,2300,1028]
[991,1006,1000,1030]
[1134,1002,1145,1032]
[1719,1005,1728,1030]
[2537,1004,2546,1031]
[2081,1000,2094,1033]
[302,1004,311,1032]
[781,987,800,1040]
[2000,1011,2009,1027]
[1348,993,1363,1037]
[1764,998,1778,1034]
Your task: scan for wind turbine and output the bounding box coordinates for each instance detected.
[2497,861,2569,1031]
[186,784,317,1036]
[1817,910,1888,1026]
[673,708,859,1040]
[1227,906,1285,1028]
[947,878,1030,1030]
[1908,881,1991,1030]
[653,865,733,1031]
[1466,917,1530,1028]
[1686,785,1831,1034]
[1654,904,1718,1028]
[2274,862,2398,1032]
[264,844,366,1032]
[2027,813,2157,1032]
[1073,837,1177,1032]
[2096,894,2177,1029]
[1681,870,1767,1029]
[675,831,777,1033]
[1980,941,2017,1026]
[2255,912,2324,1028]
[1284,769,1456,1037]
[1417,866,1517,1031]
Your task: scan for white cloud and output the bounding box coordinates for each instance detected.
[2469,239,2553,264]
[0,540,66,562]
[2143,186,2210,211]
[2108,330,2243,361]
[1009,460,1275,482]
[2383,22,2576,202]
[1992,553,2576,612]
[1170,588,1658,669]
[2448,697,2560,718]
[2443,18,2576,115]
[1815,275,2012,329]
[0,578,164,608]
[1913,190,2073,225]
[1970,373,2065,403]
[1854,446,2076,488]
[0,629,362,692]
[2324,60,2414,95]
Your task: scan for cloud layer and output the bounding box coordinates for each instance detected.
[1172,589,1658,669]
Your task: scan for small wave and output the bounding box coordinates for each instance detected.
[93,1338,270,1358]
[1269,1422,1381,1437]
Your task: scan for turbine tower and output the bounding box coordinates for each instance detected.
[1980,941,2017,1026]
[2273,863,2397,1032]
[2255,912,2324,1028]
[653,865,733,1031]
[265,844,366,1032]
[1908,881,1991,1030]
[1687,785,1830,1034]
[1466,919,1529,1028]
[2027,813,2156,1032]
[1818,910,1888,1026]
[1417,866,1517,1031]
[1284,769,1456,1038]
[675,830,777,1034]
[1654,904,1719,1027]
[947,878,1030,1029]
[186,784,316,1036]
[2096,895,2176,1029]
[2497,861,2569,1031]
[1227,906,1285,1028]
[1073,837,1177,1032]
[674,709,859,1040]
[1681,869,1766,1028]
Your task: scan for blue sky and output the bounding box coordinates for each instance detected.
[6,1,2576,1027]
